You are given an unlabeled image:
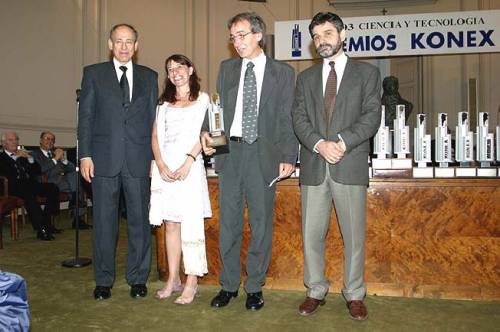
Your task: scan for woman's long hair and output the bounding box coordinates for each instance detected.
[158,54,200,104]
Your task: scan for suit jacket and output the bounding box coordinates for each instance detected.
[292,58,381,186]
[31,148,75,187]
[205,56,298,183]
[78,61,158,177]
[0,151,41,195]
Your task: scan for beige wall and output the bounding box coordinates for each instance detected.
[1,0,499,146]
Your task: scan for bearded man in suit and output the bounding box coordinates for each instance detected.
[78,23,158,300]
[292,12,381,320]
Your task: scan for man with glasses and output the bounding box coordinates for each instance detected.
[201,12,298,311]
[78,23,158,300]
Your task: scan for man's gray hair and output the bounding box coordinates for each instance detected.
[227,12,266,48]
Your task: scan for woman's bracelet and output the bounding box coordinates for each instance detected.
[186,153,196,161]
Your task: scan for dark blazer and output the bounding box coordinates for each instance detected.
[206,56,298,183]
[31,148,75,186]
[0,151,41,195]
[292,58,381,186]
[78,61,158,177]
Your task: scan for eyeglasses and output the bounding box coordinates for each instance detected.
[229,31,253,44]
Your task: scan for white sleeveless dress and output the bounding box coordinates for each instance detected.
[149,92,212,276]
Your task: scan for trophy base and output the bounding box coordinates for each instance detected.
[372,158,392,169]
[391,158,412,169]
[208,134,228,148]
[477,167,497,177]
[413,167,433,178]
[372,168,412,178]
[455,167,477,177]
[434,167,455,178]
[206,168,217,177]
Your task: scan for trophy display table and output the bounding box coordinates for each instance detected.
[155,177,500,300]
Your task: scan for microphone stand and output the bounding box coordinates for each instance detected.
[62,89,92,268]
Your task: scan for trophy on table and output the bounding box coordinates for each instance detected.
[392,105,412,170]
[372,106,392,172]
[455,111,476,177]
[207,93,228,153]
[476,112,496,176]
[434,113,455,177]
[413,113,433,177]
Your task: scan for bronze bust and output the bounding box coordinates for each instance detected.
[381,76,413,128]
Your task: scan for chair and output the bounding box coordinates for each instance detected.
[0,176,23,240]
[37,174,91,227]
[0,196,19,247]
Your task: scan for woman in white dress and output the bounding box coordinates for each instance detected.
[150,54,211,304]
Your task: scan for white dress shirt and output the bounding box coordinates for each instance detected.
[314,52,348,152]
[229,51,267,137]
[322,52,347,95]
[113,58,133,101]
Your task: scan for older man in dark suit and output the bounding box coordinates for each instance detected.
[292,12,381,320]
[78,23,158,300]
[202,12,298,311]
[31,131,89,229]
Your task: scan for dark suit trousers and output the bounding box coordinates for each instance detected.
[91,162,151,287]
[11,181,59,232]
[218,141,276,293]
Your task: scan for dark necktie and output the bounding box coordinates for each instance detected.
[242,62,258,144]
[324,61,337,124]
[119,66,130,107]
[47,151,53,159]
[12,154,27,180]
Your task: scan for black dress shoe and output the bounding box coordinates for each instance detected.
[94,286,111,300]
[49,226,63,234]
[130,284,147,298]
[37,228,53,241]
[210,289,238,307]
[246,291,264,310]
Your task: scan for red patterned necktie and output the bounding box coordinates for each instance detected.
[324,61,337,124]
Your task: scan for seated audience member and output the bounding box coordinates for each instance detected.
[0,131,60,240]
[31,131,90,229]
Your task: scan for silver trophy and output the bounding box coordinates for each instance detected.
[208,93,228,148]
[392,104,412,169]
[434,113,455,177]
[476,112,496,176]
[455,111,476,177]
[413,113,433,177]
[372,106,392,170]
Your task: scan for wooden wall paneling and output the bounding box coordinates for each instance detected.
[156,177,500,300]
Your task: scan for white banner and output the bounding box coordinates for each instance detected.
[275,10,500,60]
